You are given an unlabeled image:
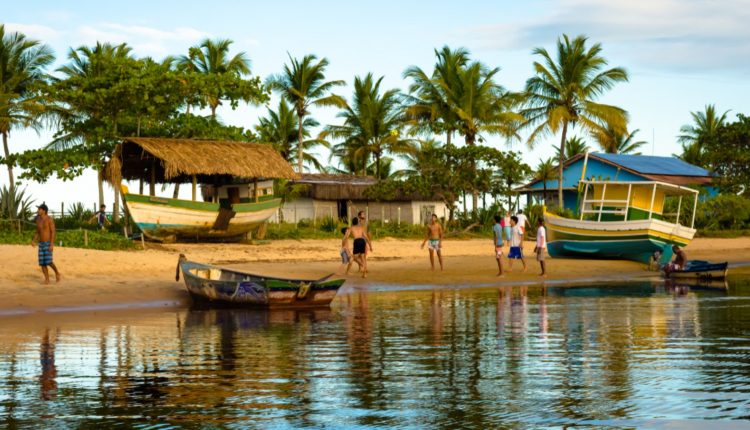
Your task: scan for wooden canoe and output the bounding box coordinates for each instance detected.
[176,254,344,308]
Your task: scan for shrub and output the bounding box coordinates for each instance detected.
[319,216,338,233]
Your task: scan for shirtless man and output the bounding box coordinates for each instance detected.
[420,213,444,270]
[344,217,372,278]
[32,203,61,284]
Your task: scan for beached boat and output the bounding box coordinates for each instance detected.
[109,138,297,241]
[176,255,345,308]
[544,178,700,264]
[665,260,729,280]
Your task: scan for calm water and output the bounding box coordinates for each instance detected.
[2,278,750,429]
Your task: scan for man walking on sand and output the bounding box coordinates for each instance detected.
[507,216,527,273]
[421,213,444,271]
[493,215,504,277]
[534,219,547,277]
[32,203,61,284]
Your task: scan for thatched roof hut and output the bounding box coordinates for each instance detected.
[295,174,378,200]
[108,137,297,184]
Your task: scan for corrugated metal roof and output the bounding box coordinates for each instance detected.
[593,153,711,177]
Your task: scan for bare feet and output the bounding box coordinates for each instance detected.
[43,279,50,285]
[55,273,61,283]
[496,273,505,278]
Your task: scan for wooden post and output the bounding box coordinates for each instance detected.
[648,183,657,220]
[149,159,156,196]
[253,178,259,203]
[192,175,197,202]
[84,229,89,247]
[313,205,317,228]
[141,233,146,250]
[624,183,632,221]
[347,205,351,225]
[691,193,698,229]
[676,196,683,224]
[398,207,401,225]
[61,202,64,220]
[597,183,607,222]
[381,206,385,224]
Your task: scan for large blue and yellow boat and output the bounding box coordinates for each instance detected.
[544,179,699,264]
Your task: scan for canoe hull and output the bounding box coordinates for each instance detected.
[179,258,344,308]
[544,211,696,264]
[123,192,280,241]
[667,261,729,280]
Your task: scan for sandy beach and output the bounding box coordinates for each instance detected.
[0,237,748,313]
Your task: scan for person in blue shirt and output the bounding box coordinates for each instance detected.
[90,204,109,230]
[492,215,504,277]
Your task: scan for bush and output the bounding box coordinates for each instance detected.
[0,186,35,221]
[319,216,339,233]
[697,194,750,230]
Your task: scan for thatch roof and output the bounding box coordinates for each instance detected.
[293,174,440,202]
[109,137,297,184]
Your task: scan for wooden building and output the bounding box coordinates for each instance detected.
[275,174,448,225]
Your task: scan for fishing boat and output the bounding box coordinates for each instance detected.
[665,260,729,280]
[109,138,297,241]
[544,178,700,264]
[175,255,345,308]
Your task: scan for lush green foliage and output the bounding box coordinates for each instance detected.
[0,186,35,220]
[677,104,728,167]
[704,114,750,194]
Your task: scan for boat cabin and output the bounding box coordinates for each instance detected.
[579,180,699,227]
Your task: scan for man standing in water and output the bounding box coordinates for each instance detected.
[421,213,444,271]
[32,203,61,284]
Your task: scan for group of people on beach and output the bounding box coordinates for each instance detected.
[338,208,548,279]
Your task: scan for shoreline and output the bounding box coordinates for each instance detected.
[0,237,748,315]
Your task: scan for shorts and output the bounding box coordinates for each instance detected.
[38,241,53,266]
[508,246,523,259]
[353,238,367,255]
[536,248,545,261]
[428,239,440,251]
[340,249,350,264]
[503,226,511,241]
[495,245,503,259]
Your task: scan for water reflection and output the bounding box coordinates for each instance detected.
[0,278,749,428]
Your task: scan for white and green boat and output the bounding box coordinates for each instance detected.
[112,138,297,242]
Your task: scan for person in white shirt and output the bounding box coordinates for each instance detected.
[534,219,547,277]
[507,216,526,272]
[516,209,529,235]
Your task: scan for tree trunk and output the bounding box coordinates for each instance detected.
[297,108,304,174]
[465,133,479,219]
[211,104,217,119]
[446,130,452,146]
[462,191,467,215]
[173,183,181,199]
[113,185,120,224]
[97,167,105,208]
[139,178,143,195]
[375,151,381,181]
[2,131,14,213]
[558,122,569,208]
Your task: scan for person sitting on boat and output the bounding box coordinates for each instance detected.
[664,245,687,274]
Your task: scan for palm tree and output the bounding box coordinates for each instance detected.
[0,25,54,205]
[178,38,250,118]
[522,34,629,207]
[323,73,410,180]
[677,104,729,167]
[593,126,647,154]
[255,99,329,171]
[51,42,133,207]
[554,136,589,161]
[534,157,558,204]
[394,139,442,179]
[267,54,345,173]
[403,46,468,145]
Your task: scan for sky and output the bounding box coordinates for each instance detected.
[4,0,750,211]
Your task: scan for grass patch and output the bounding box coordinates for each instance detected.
[0,228,136,251]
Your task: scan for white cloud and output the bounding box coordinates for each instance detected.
[4,23,61,41]
[75,22,211,58]
[462,0,750,73]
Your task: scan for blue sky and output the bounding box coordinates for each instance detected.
[4,0,750,209]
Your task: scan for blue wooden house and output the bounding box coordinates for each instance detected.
[516,153,714,211]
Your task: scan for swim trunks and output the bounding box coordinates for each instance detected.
[495,245,503,259]
[340,248,350,264]
[38,241,53,266]
[508,246,523,259]
[353,238,367,255]
[428,239,440,251]
[535,247,545,261]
